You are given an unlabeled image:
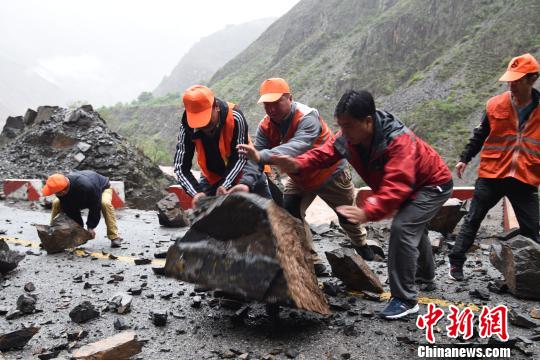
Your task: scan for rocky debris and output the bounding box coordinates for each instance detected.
[67,330,88,342]
[490,236,540,300]
[0,105,172,209]
[325,248,384,294]
[156,193,189,227]
[469,289,490,301]
[164,193,330,315]
[5,309,22,320]
[114,317,130,330]
[134,258,152,265]
[71,331,142,359]
[487,280,508,294]
[107,293,132,314]
[0,116,25,146]
[151,310,168,327]
[531,307,540,320]
[509,309,539,329]
[428,198,467,235]
[0,326,40,351]
[0,239,25,274]
[35,213,93,253]
[69,301,99,323]
[16,293,37,314]
[365,239,384,259]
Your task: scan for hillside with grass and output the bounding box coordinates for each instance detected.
[101,0,540,183]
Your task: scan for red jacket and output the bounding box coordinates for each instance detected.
[295,110,452,221]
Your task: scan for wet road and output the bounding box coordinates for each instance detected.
[0,200,538,359]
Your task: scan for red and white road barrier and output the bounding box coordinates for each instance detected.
[109,181,125,208]
[356,185,475,207]
[3,179,125,208]
[168,185,193,210]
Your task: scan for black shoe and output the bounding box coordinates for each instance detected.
[355,244,374,261]
[449,264,464,281]
[313,263,329,277]
[379,298,419,320]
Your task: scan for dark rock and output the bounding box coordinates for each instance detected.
[164,193,329,314]
[509,309,539,329]
[69,301,99,323]
[156,193,190,227]
[16,293,37,314]
[325,248,384,293]
[469,289,490,301]
[154,251,168,259]
[134,258,152,265]
[114,317,130,330]
[66,330,88,342]
[0,326,40,351]
[322,281,341,297]
[487,280,508,294]
[428,198,467,234]
[24,282,35,292]
[0,239,25,274]
[152,310,168,327]
[152,266,166,275]
[343,324,357,336]
[361,291,383,302]
[5,309,22,320]
[495,228,521,241]
[490,236,540,300]
[285,348,299,359]
[35,213,93,254]
[23,109,37,126]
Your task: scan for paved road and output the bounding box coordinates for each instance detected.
[0,200,537,359]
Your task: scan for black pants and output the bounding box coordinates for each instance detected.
[449,177,540,266]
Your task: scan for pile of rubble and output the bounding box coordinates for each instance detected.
[0,105,173,209]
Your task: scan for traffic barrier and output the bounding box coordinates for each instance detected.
[168,185,193,210]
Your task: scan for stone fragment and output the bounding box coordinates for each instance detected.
[366,239,385,259]
[325,248,383,293]
[73,152,85,163]
[0,239,25,274]
[509,309,539,329]
[531,307,540,320]
[71,331,141,360]
[469,289,490,301]
[77,141,91,152]
[24,282,35,292]
[35,214,93,254]
[164,193,329,314]
[108,293,132,314]
[69,301,99,323]
[23,108,37,126]
[428,198,467,234]
[156,193,189,227]
[490,236,540,300]
[114,317,130,330]
[134,258,151,265]
[16,294,37,314]
[151,310,168,327]
[0,326,40,351]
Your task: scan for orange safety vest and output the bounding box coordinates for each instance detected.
[259,103,340,191]
[193,102,237,185]
[478,91,540,186]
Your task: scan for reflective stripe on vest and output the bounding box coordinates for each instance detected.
[259,103,339,191]
[479,91,540,186]
[193,102,236,185]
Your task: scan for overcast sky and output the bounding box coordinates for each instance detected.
[0,0,299,107]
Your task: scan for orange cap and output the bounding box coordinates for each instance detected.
[257,78,290,103]
[42,174,68,196]
[499,53,540,82]
[182,85,215,128]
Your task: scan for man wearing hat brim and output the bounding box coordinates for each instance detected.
[238,78,371,276]
[449,53,540,281]
[42,170,122,247]
[173,85,270,207]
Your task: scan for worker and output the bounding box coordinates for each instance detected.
[173,85,270,207]
[449,53,540,281]
[42,170,123,247]
[271,90,453,319]
[238,78,370,277]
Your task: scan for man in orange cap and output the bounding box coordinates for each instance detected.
[449,53,540,281]
[238,78,370,276]
[174,85,270,207]
[43,170,122,247]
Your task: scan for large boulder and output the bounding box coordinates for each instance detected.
[164,193,330,315]
[0,239,25,274]
[35,213,93,254]
[156,193,189,227]
[0,326,40,351]
[490,236,540,300]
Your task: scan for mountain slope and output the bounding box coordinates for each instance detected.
[153,18,275,97]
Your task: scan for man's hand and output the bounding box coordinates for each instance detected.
[192,192,206,207]
[227,184,250,194]
[269,154,299,174]
[216,186,228,195]
[237,144,261,163]
[455,162,467,179]
[336,205,368,224]
[87,228,96,239]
